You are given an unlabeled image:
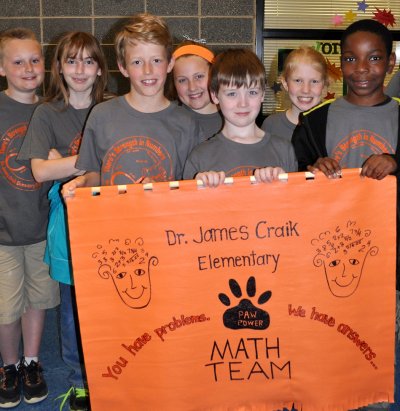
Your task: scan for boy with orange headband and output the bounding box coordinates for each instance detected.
[171,40,223,140]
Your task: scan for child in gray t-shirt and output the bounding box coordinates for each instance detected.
[262,46,328,142]
[0,28,59,408]
[292,19,400,411]
[170,41,223,141]
[18,31,110,410]
[64,13,199,195]
[183,48,297,187]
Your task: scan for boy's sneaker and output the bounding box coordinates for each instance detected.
[57,387,89,411]
[0,365,21,408]
[18,358,48,404]
[69,387,89,411]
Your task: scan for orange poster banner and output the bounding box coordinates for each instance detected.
[66,169,396,411]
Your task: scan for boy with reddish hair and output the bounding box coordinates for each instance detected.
[65,13,199,192]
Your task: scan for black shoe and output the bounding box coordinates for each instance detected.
[57,387,89,411]
[18,358,48,404]
[0,365,21,408]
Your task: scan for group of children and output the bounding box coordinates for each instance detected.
[0,10,399,411]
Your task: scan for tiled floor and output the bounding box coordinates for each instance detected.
[13,307,70,411]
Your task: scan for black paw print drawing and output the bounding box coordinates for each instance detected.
[218,276,272,330]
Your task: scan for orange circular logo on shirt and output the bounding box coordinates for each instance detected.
[102,136,173,185]
[0,122,40,191]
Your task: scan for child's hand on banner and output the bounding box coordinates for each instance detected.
[196,170,226,187]
[254,166,285,183]
[62,176,86,198]
[309,157,341,178]
[361,154,397,180]
[62,171,100,198]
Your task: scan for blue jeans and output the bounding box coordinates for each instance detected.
[60,283,86,388]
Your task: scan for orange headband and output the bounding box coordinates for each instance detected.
[173,45,214,63]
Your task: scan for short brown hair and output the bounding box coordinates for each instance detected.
[209,48,266,95]
[115,13,173,69]
[0,28,39,63]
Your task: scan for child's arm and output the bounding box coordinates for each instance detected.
[196,171,226,187]
[361,154,397,180]
[62,171,100,198]
[254,167,285,183]
[31,154,84,183]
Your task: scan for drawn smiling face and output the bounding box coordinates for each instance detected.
[312,221,379,298]
[94,238,159,309]
[323,250,364,297]
[111,264,151,308]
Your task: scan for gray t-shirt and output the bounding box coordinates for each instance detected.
[261,111,296,142]
[183,132,298,180]
[18,100,92,182]
[0,92,51,245]
[182,104,223,141]
[76,96,199,184]
[326,97,398,168]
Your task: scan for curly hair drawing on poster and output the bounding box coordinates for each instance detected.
[92,237,158,308]
[311,220,378,298]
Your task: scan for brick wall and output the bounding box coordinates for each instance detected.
[0,0,256,94]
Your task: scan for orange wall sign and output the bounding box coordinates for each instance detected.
[66,169,396,411]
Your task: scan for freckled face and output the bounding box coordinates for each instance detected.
[118,41,173,100]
